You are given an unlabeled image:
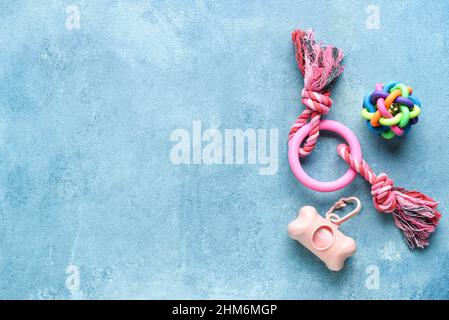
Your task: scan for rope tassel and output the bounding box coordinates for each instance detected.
[288,29,441,249]
[289,29,344,158]
[337,144,441,249]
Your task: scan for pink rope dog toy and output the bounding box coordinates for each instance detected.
[288,29,441,249]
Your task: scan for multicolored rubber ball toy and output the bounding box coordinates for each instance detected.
[361,82,421,139]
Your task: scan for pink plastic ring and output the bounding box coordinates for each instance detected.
[288,120,362,192]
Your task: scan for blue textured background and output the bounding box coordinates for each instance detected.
[0,0,448,299]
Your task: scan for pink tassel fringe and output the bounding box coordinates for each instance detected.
[337,144,441,249]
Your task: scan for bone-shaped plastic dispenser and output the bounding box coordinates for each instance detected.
[288,198,361,271]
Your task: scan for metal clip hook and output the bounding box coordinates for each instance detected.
[325,197,362,225]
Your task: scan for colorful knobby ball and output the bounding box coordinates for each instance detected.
[361,82,421,139]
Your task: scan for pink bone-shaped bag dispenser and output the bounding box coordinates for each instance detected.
[288,198,360,271]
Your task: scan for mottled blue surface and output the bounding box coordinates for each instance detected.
[0,0,448,300]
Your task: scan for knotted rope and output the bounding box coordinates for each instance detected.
[288,29,344,157]
[337,144,441,249]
